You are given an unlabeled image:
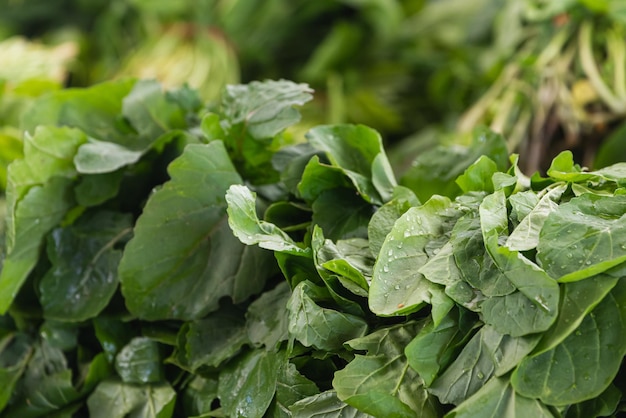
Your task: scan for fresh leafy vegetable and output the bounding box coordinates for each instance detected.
[1,79,626,417]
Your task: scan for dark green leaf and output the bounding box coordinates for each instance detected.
[120,142,274,320]
[246,281,291,349]
[335,322,440,417]
[39,211,132,321]
[267,360,319,417]
[311,188,373,241]
[218,349,282,418]
[184,308,248,370]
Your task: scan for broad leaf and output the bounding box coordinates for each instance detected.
[39,210,132,321]
[511,279,626,406]
[115,337,163,384]
[334,322,439,418]
[87,378,176,418]
[537,193,626,282]
[429,325,540,406]
[217,349,282,418]
[287,281,368,351]
[246,282,292,349]
[120,142,274,320]
[446,376,554,418]
[290,391,372,418]
[267,360,319,417]
[369,196,457,316]
[226,184,307,254]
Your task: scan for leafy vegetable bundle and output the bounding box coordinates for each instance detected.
[1,78,626,417]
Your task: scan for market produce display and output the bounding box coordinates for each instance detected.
[0,78,625,417]
[3,0,626,417]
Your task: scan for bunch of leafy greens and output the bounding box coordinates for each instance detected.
[1,78,626,417]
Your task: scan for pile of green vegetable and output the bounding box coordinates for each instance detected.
[1,78,626,417]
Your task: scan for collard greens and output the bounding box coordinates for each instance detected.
[1,79,626,417]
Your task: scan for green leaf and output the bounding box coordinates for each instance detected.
[218,349,282,418]
[511,279,626,406]
[226,184,308,254]
[537,193,626,282]
[532,275,619,355]
[74,170,125,207]
[369,196,457,316]
[311,188,373,241]
[121,79,185,140]
[446,376,554,418]
[290,390,371,417]
[183,308,248,370]
[39,211,132,321]
[562,384,621,418]
[506,184,566,251]
[405,308,478,387]
[267,360,319,417]
[115,337,163,384]
[87,378,176,418]
[21,80,135,141]
[367,186,419,256]
[0,333,32,412]
[455,155,498,193]
[246,282,291,349]
[429,325,540,406]
[297,155,353,202]
[182,376,218,417]
[0,176,74,313]
[93,317,134,364]
[305,124,396,204]
[74,139,143,174]
[334,322,440,418]
[220,80,313,140]
[120,142,274,320]
[287,281,368,351]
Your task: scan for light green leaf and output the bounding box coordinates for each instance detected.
[115,337,163,384]
[74,139,143,174]
[221,80,313,139]
[121,79,185,140]
[297,155,353,202]
[218,349,282,418]
[120,142,275,320]
[39,211,132,321]
[511,279,626,406]
[537,193,626,282]
[226,184,307,254]
[287,281,368,351]
[0,177,74,313]
[87,378,176,418]
[290,391,372,417]
[446,376,554,418]
[506,184,566,251]
[367,186,419,256]
[369,195,457,316]
[455,155,498,193]
[480,192,560,337]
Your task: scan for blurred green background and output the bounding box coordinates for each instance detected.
[3,0,626,190]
